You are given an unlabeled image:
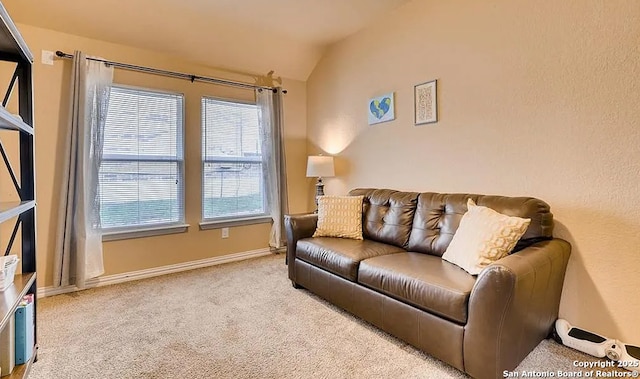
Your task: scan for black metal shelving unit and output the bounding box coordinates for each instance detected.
[0,1,37,378]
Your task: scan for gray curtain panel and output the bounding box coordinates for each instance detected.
[53,51,113,288]
[257,87,289,249]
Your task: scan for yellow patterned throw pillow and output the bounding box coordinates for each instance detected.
[313,195,364,240]
[442,199,531,275]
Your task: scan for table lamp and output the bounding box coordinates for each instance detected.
[306,155,335,210]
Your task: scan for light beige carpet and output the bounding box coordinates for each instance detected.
[30,254,627,379]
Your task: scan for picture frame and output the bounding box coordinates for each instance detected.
[367,92,395,125]
[414,80,437,125]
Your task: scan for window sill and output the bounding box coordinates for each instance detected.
[199,216,272,230]
[102,223,190,242]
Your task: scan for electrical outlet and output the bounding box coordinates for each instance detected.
[221,228,229,239]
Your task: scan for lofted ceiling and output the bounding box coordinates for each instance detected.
[3,0,411,80]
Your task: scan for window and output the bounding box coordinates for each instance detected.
[201,97,266,221]
[99,86,184,231]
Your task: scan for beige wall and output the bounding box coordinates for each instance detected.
[4,24,309,287]
[307,0,640,343]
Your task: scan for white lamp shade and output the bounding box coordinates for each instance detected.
[306,155,335,178]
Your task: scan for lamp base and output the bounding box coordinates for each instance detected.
[314,178,325,212]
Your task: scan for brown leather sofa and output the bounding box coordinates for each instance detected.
[285,188,571,379]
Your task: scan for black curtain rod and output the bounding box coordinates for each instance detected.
[55,51,283,92]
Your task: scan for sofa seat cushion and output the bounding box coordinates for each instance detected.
[296,237,406,282]
[358,252,477,323]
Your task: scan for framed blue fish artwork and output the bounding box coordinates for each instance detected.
[367,92,395,125]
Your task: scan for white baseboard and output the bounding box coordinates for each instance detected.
[38,248,274,298]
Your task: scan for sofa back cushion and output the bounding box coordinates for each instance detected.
[407,193,553,256]
[349,188,419,248]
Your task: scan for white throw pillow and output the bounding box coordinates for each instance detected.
[313,195,364,240]
[442,199,531,275]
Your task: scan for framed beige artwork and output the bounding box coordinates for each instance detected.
[414,80,437,125]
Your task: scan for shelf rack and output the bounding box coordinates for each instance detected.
[0,1,37,378]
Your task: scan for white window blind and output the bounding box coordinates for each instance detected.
[201,97,266,220]
[99,86,184,230]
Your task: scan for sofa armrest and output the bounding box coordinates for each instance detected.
[463,239,571,379]
[284,213,318,281]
